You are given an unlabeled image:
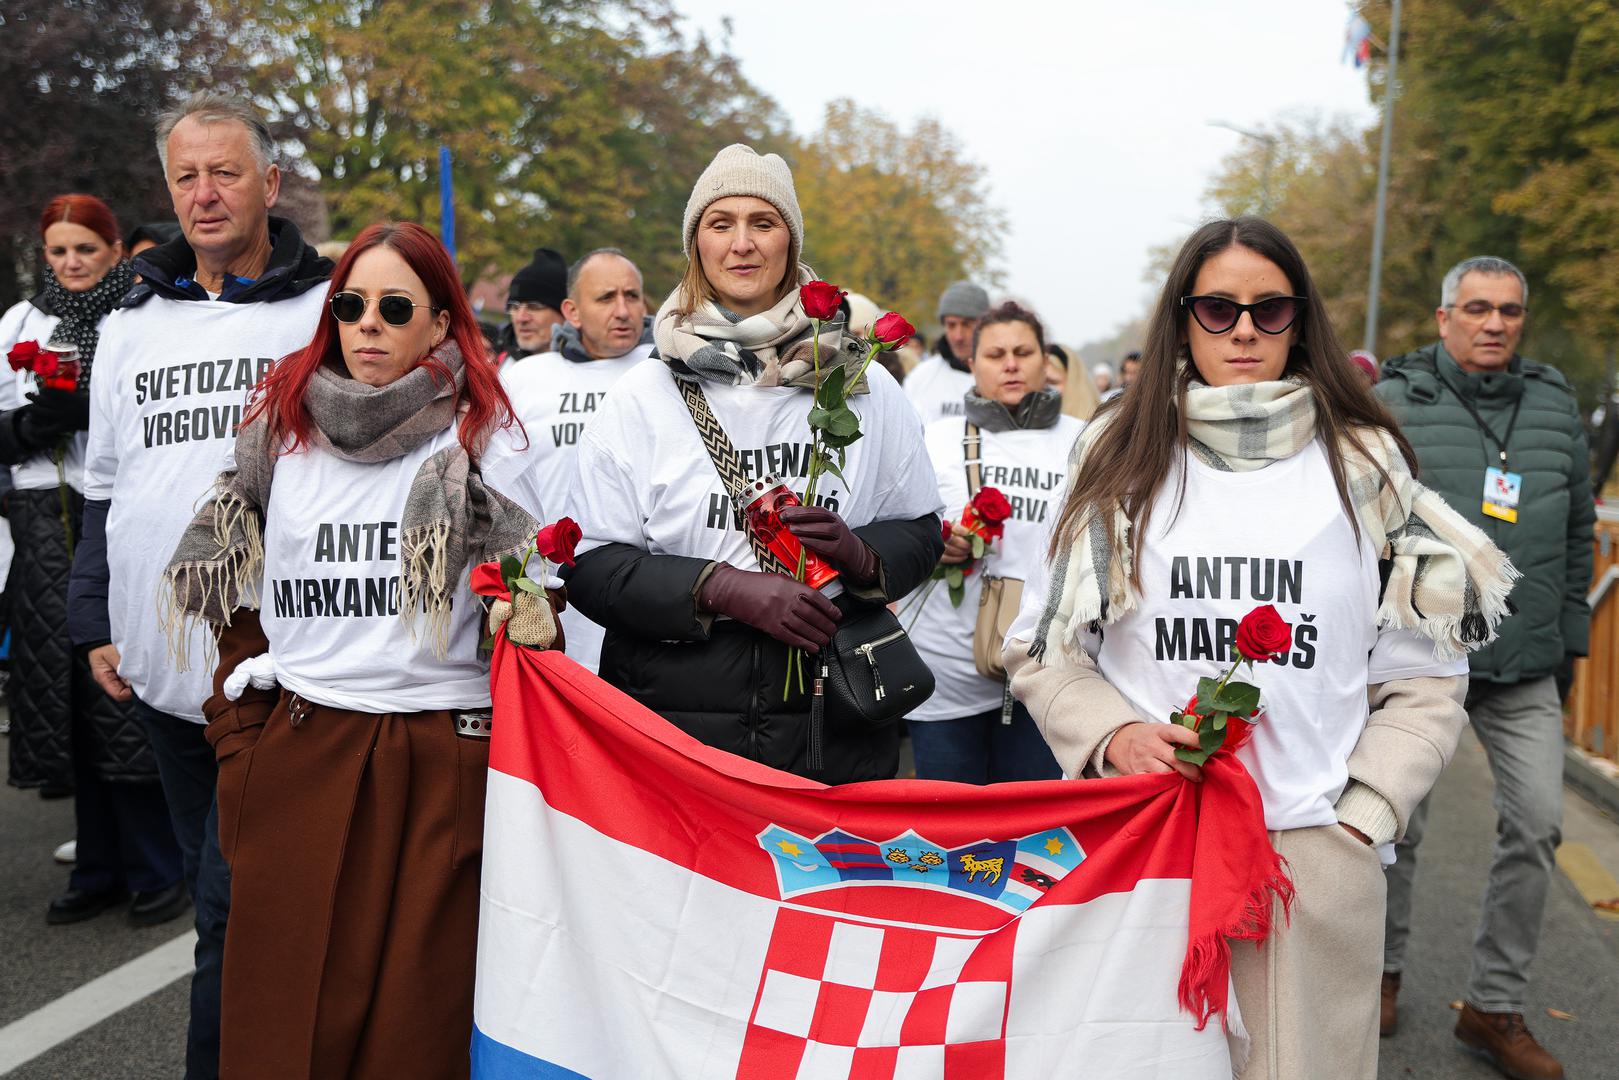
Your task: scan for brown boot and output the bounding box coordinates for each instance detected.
[1455,1003,1565,1080]
[1379,972,1400,1037]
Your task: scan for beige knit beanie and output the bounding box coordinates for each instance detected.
[682,144,803,260]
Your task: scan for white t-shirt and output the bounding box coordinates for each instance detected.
[84,291,327,721]
[903,414,1084,721]
[0,300,88,492]
[1008,441,1464,831]
[259,423,545,713]
[502,342,653,672]
[902,354,974,424]
[565,359,943,593]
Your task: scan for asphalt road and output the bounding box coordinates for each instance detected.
[1,726,1615,1079]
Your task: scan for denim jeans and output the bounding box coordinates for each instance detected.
[909,701,1063,784]
[132,697,229,1080]
[1383,676,1564,1014]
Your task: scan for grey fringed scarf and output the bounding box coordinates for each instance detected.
[963,386,1065,432]
[162,342,537,665]
[653,265,871,393]
[1029,377,1519,665]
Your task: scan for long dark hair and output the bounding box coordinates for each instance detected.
[1048,217,1415,576]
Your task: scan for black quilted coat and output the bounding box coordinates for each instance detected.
[4,450,156,789]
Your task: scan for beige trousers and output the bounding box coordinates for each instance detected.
[1230,823,1386,1080]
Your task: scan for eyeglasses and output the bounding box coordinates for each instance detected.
[1447,300,1527,321]
[1181,295,1306,335]
[329,291,434,326]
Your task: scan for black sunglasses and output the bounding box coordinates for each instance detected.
[1181,295,1306,336]
[329,291,435,327]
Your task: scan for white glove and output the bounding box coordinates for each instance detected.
[223,653,279,702]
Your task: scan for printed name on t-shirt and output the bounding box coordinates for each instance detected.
[1156,555,1318,668]
[977,464,1067,524]
[270,518,444,619]
[703,440,842,534]
[135,357,274,448]
[550,389,610,447]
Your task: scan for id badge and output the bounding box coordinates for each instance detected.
[1482,466,1522,523]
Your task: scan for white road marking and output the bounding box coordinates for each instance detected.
[0,931,195,1074]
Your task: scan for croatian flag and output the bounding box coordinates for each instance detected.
[473,644,1286,1079]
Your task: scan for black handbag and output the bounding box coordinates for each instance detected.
[814,603,934,719]
[675,377,935,770]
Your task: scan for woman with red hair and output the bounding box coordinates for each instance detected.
[163,221,551,1078]
[0,194,185,928]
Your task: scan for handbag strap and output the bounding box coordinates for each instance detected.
[962,419,983,497]
[676,377,792,576]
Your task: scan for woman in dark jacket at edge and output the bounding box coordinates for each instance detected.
[0,194,183,926]
[563,145,944,784]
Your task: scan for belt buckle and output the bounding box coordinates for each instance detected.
[454,710,493,739]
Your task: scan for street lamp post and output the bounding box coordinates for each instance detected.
[1363,0,1403,353]
[1209,120,1280,215]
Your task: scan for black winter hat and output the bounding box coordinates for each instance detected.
[507,247,568,311]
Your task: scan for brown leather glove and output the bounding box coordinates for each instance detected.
[697,562,842,651]
[778,505,879,585]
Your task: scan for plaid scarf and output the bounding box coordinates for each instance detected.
[653,265,870,392]
[41,260,135,385]
[1029,377,1518,665]
[161,341,536,666]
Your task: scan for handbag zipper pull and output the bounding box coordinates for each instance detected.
[860,643,886,702]
[808,660,826,773]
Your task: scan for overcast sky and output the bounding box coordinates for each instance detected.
[670,0,1377,350]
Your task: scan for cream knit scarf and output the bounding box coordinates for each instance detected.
[1029,377,1519,664]
[654,265,870,392]
[161,342,536,666]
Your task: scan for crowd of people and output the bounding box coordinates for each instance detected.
[0,89,1598,1080]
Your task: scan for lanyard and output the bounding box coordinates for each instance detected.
[1436,370,1524,468]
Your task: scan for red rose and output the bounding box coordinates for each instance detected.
[961,562,974,576]
[534,517,582,567]
[872,312,915,349]
[33,352,59,379]
[970,486,1013,524]
[7,340,40,372]
[1235,604,1292,662]
[940,519,955,546]
[799,280,846,322]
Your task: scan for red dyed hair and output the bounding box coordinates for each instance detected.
[248,222,518,461]
[40,194,122,249]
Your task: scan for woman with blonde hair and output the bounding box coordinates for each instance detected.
[563,144,944,784]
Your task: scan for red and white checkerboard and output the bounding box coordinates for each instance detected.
[735,907,1015,1080]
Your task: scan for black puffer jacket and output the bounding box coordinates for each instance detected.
[7,487,156,787]
[570,516,943,785]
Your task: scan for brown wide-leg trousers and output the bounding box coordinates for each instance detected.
[211,693,489,1080]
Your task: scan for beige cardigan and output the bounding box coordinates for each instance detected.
[1003,641,1468,845]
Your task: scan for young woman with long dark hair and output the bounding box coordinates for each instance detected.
[1004,218,1517,1078]
[162,221,548,1078]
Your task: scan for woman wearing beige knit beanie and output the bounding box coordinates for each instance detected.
[561,143,946,785]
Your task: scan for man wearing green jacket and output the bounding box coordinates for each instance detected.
[1376,257,1594,1080]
